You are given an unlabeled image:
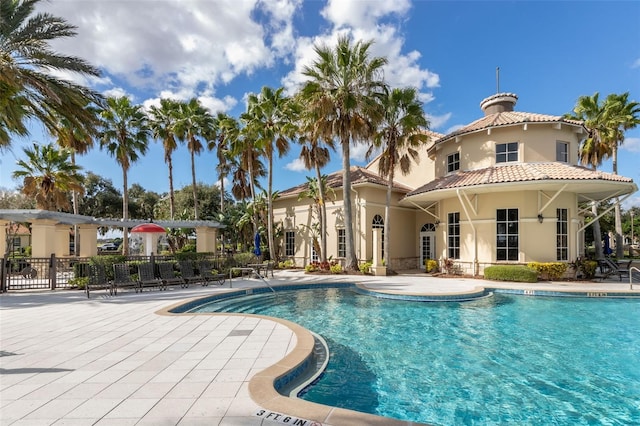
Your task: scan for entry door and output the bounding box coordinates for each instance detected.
[420,232,435,269]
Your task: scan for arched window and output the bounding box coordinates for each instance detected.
[421,223,436,232]
[372,215,384,258]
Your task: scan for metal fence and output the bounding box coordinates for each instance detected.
[1,253,237,292]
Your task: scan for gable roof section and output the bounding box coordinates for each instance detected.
[432,111,585,148]
[278,166,413,199]
[405,163,634,198]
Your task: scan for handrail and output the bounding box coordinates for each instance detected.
[630,267,639,290]
[253,270,276,293]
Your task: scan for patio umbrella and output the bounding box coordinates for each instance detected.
[253,232,262,257]
[604,233,613,256]
[131,223,166,256]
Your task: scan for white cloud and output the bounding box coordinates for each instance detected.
[321,0,411,29]
[445,124,466,134]
[426,113,453,131]
[102,87,129,99]
[38,0,301,99]
[632,58,640,69]
[351,142,372,162]
[622,194,640,210]
[622,137,640,153]
[285,158,307,171]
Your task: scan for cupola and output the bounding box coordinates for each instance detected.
[480,93,518,116]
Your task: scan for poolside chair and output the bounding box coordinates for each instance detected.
[138,262,163,291]
[198,260,226,286]
[158,262,186,288]
[178,260,205,286]
[617,259,633,282]
[86,264,112,298]
[113,263,139,294]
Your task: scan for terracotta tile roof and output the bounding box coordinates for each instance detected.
[435,111,584,145]
[279,166,413,198]
[405,163,634,197]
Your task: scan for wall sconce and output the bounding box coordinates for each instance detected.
[537,214,544,223]
[435,219,441,227]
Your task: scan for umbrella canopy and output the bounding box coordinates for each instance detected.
[131,223,166,233]
[253,232,262,256]
[131,223,166,256]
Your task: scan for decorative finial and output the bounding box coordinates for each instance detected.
[496,66,500,93]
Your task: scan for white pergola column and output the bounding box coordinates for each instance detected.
[0,220,8,255]
[371,228,387,276]
[31,220,57,258]
[78,224,99,257]
[196,227,218,254]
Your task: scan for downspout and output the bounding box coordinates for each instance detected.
[456,189,479,276]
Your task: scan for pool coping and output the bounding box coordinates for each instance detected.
[157,280,640,426]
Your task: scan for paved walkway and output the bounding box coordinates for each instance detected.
[1,271,638,425]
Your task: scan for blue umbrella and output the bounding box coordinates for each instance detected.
[604,233,612,256]
[253,232,262,256]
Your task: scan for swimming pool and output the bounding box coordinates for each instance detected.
[188,286,640,425]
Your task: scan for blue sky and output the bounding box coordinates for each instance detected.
[1,0,639,208]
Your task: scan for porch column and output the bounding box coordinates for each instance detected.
[0,220,8,255]
[371,228,387,276]
[55,225,70,256]
[78,224,99,257]
[31,220,57,257]
[196,227,217,254]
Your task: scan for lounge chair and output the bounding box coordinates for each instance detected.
[138,262,163,291]
[86,264,112,298]
[198,260,226,286]
[617,259,633,282]
[158,262,186,288]
[178,260,205,286]
[113,263,139,294]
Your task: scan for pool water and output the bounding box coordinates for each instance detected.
[192,288,640,425]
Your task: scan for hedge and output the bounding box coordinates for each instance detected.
[484,265,538,283]
[526,262,568,280]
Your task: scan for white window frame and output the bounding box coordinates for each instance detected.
[496,208,519,261]
[496,142,519,163]
[285,230,295,257]
[557,208,568,261]
[447,151,460,173]
[337,228,346,258]
[556,141,569,163]
[447,212,460,259]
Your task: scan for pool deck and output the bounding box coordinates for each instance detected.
[1,270,638,426]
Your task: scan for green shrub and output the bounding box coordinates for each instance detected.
[526,262,568,280]
[484,265,538,282]
[177,243,196,253]
[278,259,295,269]
[425,259,438,273]
[359,261,372,274]
[305,264,317,273]
[330,264,343,274]
[68,276,89,289]
[571,258,597,280]
[233,252,255,266]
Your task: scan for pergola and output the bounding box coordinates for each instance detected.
[0,209,224,257]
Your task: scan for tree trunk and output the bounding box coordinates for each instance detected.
[315,162,327,263]
[384,173,392,268]
[168,156,175,220]
[342,139,358,271]
[267,153,275,262]
[591,202,603,259]
[71,151,79,256]
[612,146,624,258]
[122,168,129,256]
[190,146,198,220]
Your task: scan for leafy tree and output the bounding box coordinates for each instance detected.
[300,36,387,271]
[0,0,103,148]
[0,188,35,209]
[174,98,214,220]
[12,142,83,210]
[208,113,236,214]
[98,96,150,254]
[77,172,122,219]
[128,183,160,220]
[367,87,429,268]
[148,98,181,219]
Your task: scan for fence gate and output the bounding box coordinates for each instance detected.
[1,255,75,291]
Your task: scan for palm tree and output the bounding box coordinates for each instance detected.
[0,0,103,149]
[148,98,181,219]
[367,87,429,268]
[243,86,299,261]
[98,96,150,255]
[567,92,640,258]
[208,113,237,214]
[603,93,640,257]
[12,142,84,210]
[297,105,335,262]
[174,98,214,220]
[297,175,334,262]
[300,36,387,271]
